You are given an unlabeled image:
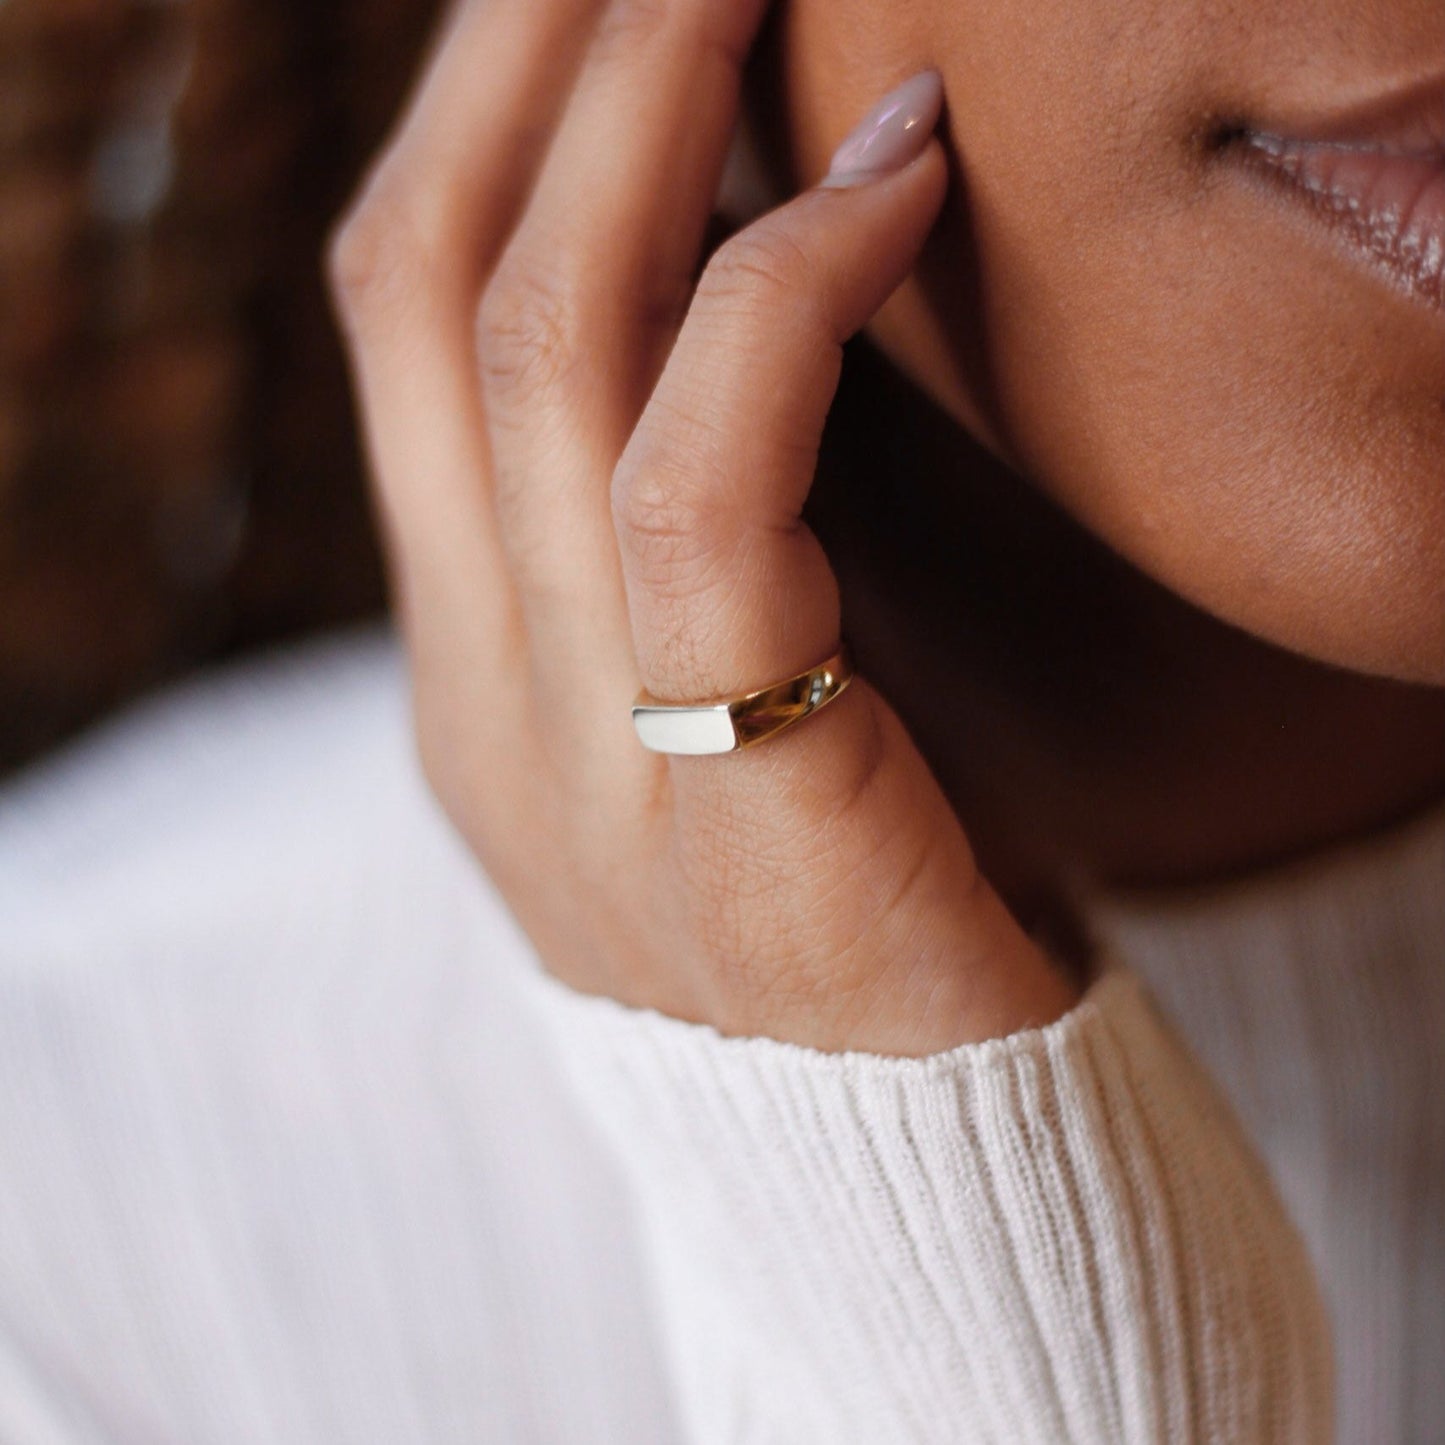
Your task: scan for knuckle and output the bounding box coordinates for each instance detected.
[612,452,733,589]
[636,386,741,476]
[325,177,442,331]
[476,251,585,398]
[612,455,699,547]
[592,0,756,78]
[588,0,673,62]
[699,224,820,326]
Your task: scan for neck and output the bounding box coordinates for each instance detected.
[811,338,1445,935]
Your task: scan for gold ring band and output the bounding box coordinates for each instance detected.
[631,646,854,755]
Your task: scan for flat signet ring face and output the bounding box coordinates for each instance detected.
[631,648,854,756]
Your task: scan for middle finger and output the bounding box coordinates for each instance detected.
[478,0,773,742]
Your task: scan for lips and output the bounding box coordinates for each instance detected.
[1230,76,1445,309]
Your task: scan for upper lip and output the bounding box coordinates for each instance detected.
[1237,69,1445,154]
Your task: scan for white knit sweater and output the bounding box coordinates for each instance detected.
[0,627,1439,1444]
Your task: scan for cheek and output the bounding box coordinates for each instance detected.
[776,0,1445,684]
[948,192,1445,685]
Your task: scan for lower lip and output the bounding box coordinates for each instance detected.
[1234,135,1445,311]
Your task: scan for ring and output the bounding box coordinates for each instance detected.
[631,646,854,755]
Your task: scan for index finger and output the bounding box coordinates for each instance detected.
[612,75,949,716]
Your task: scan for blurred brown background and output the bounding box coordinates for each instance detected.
[0,0,444,776]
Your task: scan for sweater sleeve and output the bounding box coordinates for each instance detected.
[516,963,1333,1444]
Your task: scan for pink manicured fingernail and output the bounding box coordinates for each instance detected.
[820,71,944,189]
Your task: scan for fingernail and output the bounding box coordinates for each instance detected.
[820,71,944,189]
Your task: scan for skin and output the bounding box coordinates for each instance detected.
[760,0,1445,679]
[327,0,1445,1056]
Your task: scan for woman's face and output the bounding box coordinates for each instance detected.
[756,0,1445,685]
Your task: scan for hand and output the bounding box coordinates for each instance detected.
[327,0,1080,1055]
